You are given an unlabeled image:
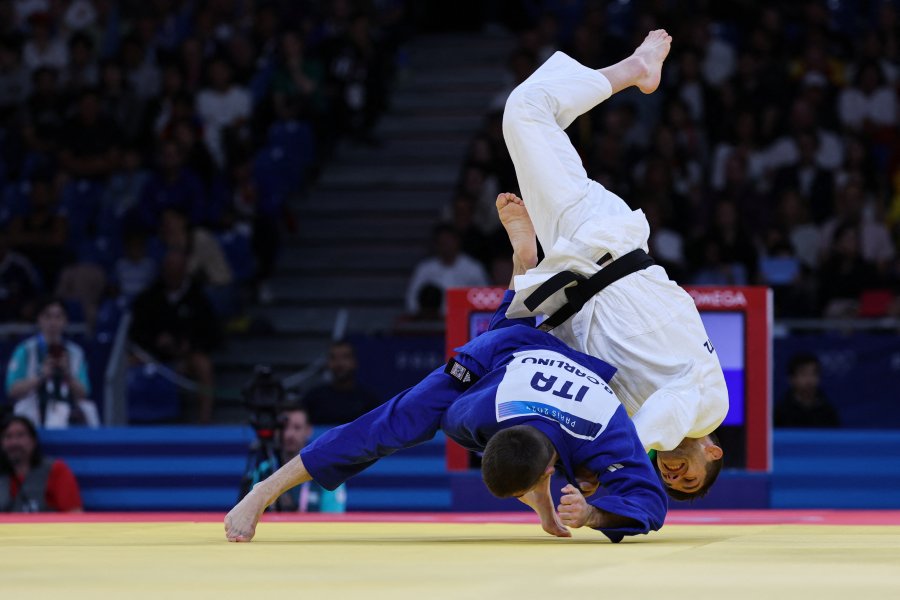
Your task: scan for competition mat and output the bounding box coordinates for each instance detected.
[2,511,899,599]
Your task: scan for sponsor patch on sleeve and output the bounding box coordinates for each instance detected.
[445,358,479,388]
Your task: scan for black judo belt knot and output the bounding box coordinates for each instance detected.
[524,249,655,332]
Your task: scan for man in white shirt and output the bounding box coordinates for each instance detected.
[406,224,489,314]
[499,30,727,500]
[196,57,251,167]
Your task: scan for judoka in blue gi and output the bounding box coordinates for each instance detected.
[225,253,667,544]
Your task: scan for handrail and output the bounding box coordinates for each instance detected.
[103,312,132,426]
[0,323,89,336]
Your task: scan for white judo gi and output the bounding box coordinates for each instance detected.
[502,51,729,451]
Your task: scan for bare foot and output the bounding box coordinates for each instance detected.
[632,29,672,94]
[496,192,538,268]
[224,490,266,542]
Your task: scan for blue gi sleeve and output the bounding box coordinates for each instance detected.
[300,367,462,490]
[574,408,668,542]
[488,290,537,331]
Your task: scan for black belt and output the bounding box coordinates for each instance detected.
[524,249,655,332]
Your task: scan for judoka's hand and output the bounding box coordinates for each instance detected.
[225,487,266,542]
[573,466,599,497]
[558,484,592,529]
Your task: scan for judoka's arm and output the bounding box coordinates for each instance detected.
[560,409,668,542]
[633,383,726,451]
[225,367,462,542]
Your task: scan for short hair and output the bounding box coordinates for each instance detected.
[788,353,820,376]
[656,432,723,502]
[34,296,66,320]
[481,425,555,498]
[432,223,458,240]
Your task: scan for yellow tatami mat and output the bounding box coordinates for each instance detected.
[2,519,899,599]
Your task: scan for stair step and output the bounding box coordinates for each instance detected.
[296,215,437,241]
[335,138,469,163]
[247,306,401,335]
[376,114,484,135]
[402,66,510,87]
[406,37,514,66]
[391,90,497,112]
[318,162,459,187]
[268,276,407,303]
[279,246,425,270]
[215,337,328,368]
[294,225,433,244]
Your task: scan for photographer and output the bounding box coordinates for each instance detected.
[269,406,346,513]
[4,297,100,428]
[241,369,345,513]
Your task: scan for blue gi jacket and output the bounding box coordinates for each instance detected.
[302,291,667,542]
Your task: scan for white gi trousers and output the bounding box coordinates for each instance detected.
[503,51,729,451]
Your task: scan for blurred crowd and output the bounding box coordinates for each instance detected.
[0,0,408,423]
[426,0,900,319]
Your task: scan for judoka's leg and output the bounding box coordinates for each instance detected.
[502,30,672,251]
[225,367,460,541]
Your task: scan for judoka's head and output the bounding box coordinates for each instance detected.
[481,425,557,498]
[655,433,723,500]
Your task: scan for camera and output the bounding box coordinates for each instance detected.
[242,365,286,440]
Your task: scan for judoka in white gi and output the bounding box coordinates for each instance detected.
[498,30,728,499]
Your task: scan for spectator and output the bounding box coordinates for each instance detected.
[120,34,160,100]
[101,145,149,224]
[771,131,835,224]
[325,12,390,143]
[266,406,346,513]
[58,88,120,180]
[819,179,895,268]
[644,201,686,283]
[21,66,65,157]
[300,340,380,425]
[405,224,489,314]
[774,354,840,428]
[838,60,897,133]
[98,60,144,145]
[157,208,232,288]
[129,251,221,423]
[62,31,98,94]
[7,173,67,287]
[4,297,100,428]
[818,221,879,317]
[764,98,844,172]
[394,283,445,335]
[137,140,206,231]
[0,236,41,322]
[113,230,157,303]
[54,262,106,328]
[447,192,489,267]
[22,12,67,74]
[196,56,251,168]
[0,416,83,512]
[271,31,325,122]
[0,36,29,122]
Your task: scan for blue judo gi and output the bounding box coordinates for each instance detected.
[301,291,667,542]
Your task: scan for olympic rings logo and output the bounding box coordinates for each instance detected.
[466,287,505,310]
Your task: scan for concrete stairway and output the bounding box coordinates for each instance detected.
[212,34,514,422]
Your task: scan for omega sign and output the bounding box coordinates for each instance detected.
[688,288,748,309]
